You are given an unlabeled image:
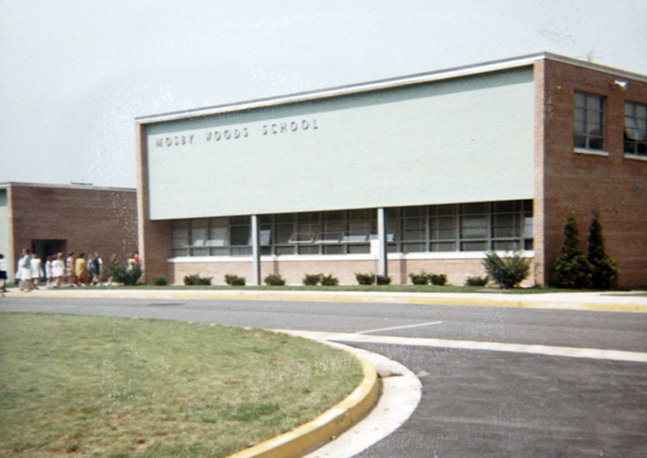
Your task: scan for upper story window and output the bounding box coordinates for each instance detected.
[574,91,605,150]
[624,101,647,157]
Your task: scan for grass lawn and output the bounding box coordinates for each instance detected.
[0,313,363,458]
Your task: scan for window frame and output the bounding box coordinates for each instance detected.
[624,100,647,158]
[573,91,606,152]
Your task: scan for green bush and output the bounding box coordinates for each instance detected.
[429,274,447,286]
[320,274,339,286]
[303,274,323,286]
[264,274,286,286]
[552,212,593,289]
[409,272,429,285]
[355,273,375,285]
[465,275,489,287]
[151,275,169,286]
[483,251,530,289]
[225,274,246,286]
[184,274,212,286]
[107,263,143,286]
[355,273,391,285]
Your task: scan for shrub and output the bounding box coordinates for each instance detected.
[303,274,323,286]
[355,273,375,285]
[108,263,142,286]
[429,274,447,286]
[184,274,212,286]
[587,212,619,290]
[483,251,530,289]
[320,274,339,286]
[264,274,286,286]
[356,273,391,285]
[409,272,429,285]
[225,274,246,286]
[151,275,169,286]
[552,212,593,289]
[465,275,489,287]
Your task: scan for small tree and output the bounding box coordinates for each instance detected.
[587,212,619,289]
[552,212,593,289]
[483,251,530,289]
[108,263,143,286]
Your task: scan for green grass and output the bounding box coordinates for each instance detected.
[0,313,363,458]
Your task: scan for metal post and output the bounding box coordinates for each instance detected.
[251,215,261,286]
[377,207,388,277]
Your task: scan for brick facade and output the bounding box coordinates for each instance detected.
[5,183,137,281]
[138,54,647,287]
[538,60,647,286]
[167,256,512,287]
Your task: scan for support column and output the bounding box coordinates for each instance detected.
[251,215,261,286]
[377,207,388,277]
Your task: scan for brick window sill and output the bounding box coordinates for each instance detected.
[624,153,647,162]
[574,148,609,157]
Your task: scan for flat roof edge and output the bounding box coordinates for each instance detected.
[0,182,136,192]
[135,52,545,123]
[136,52,647,124]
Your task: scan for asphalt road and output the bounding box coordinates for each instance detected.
[2,296,647,457]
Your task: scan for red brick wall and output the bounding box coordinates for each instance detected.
[9,184,137,278]
[168,255,526,287]
[538,59,647,286]
[137,122,170,282]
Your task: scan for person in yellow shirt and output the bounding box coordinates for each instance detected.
[75,253,88,286]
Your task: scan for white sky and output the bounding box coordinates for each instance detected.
[1,0,646,188]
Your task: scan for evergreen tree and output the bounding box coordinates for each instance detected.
[552,212,593,289]
[587,212,619,289]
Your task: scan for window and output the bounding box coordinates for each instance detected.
[624,101,647,157]
[169,200,534,258]
[574,91,605,150]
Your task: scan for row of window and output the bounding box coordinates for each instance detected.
[170,200,533,258]
[574,92,647,156]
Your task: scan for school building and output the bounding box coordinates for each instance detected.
[0,182,137,281]
[136,52,647,287]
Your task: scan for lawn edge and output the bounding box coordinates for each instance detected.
[225,346,379,458]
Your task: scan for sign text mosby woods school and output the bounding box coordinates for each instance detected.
[153,117,319,148]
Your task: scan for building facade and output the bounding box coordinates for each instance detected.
[137,53,647,287]
[0,182,137,281]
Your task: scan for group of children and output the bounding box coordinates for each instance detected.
[0,250,141,294]
[13,249,111,292]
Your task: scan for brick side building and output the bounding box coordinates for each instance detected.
[136,53,647,287]
[0,183,137,281]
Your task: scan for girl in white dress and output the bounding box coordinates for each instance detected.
[51,253,65,288]
[30,254,44,290]
[45,256,53,288]
[18,249,33,292]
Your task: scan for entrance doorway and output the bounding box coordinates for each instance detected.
[32,240,67,264]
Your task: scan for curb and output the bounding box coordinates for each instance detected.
[9,288,647,313]
[226,347,379,458]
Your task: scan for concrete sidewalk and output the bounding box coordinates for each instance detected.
[3,286,647,313]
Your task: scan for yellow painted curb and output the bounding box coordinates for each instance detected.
[12,288,647,313]
[226,348,379,458]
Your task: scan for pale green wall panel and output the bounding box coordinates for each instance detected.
[146,68,535,220]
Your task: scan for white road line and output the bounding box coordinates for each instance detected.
[336,333,647,363]
[282,330,647,363]
[356,320,443,335]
